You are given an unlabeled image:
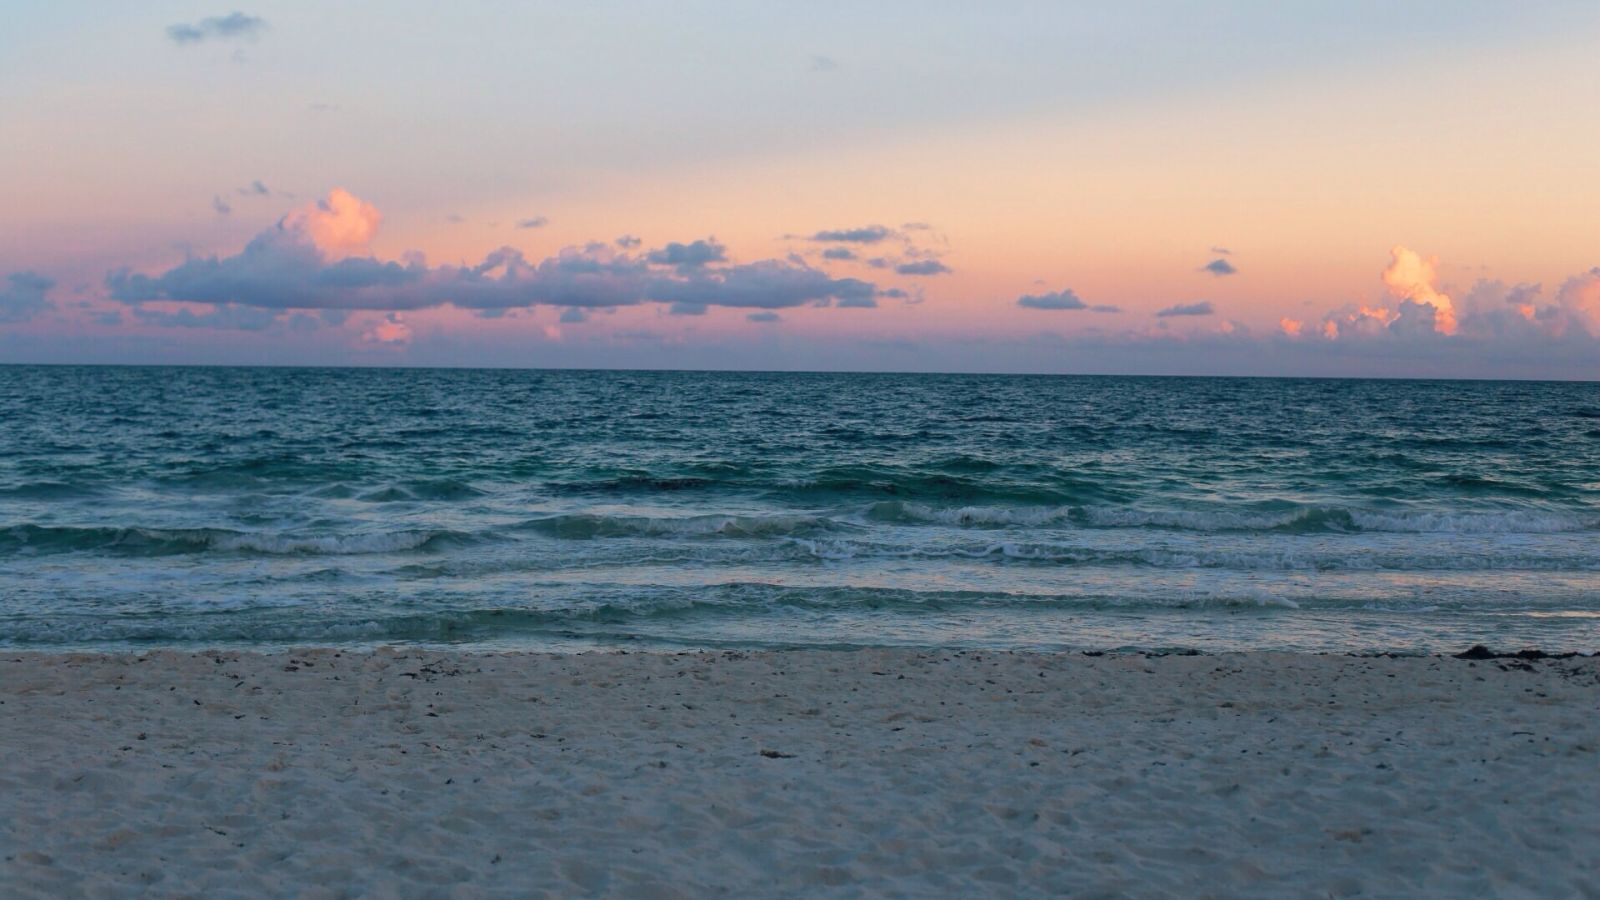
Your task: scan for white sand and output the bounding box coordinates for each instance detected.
[2,648,1597,897]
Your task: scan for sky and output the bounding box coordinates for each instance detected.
[1,2,1598,377]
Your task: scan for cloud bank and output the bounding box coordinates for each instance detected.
[14,188,1600,380]
[105,190,880,323]
[1283,248,1600,350]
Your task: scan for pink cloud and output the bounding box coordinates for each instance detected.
[362,313,411,344]
[283,188,381,257]
[1381,245,1455,334]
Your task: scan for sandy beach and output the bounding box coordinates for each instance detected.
[2,648,1596,897]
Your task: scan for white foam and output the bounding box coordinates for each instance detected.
[871,501,1073,527]
[209,531,442,555]
[1080,506,1310,531]
[1347,509,1596,534]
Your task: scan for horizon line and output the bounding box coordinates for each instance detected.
[0,361,1593,385]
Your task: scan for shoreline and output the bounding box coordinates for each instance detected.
[5,647,1597,896]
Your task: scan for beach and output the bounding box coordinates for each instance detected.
[3,648,1596,897]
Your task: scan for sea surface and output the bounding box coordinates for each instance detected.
[2,366,1598,653]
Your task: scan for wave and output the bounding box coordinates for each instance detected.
[862,500,1073,527]
[785,537,1600,571]
[38,571,1595,648]
[545,475,718,494]
[0,586,1311,646]
[355,480,487,502]
[1342,509,1598,533]
[0,524,469,556]
[863,501,1600,534]
[867,500,1330,532]
[152,456,365,489]
[515,512,841,540]
[770,464,1130,505]
[0,480,102,499]
[6,501,1595,563]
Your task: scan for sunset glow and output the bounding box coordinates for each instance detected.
[1,2,1596,377]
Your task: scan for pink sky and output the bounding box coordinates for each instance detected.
[1,3,1597,377]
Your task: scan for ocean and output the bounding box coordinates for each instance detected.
[2,366,1597,653]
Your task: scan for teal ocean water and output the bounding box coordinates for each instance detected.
[2,366,1598,653]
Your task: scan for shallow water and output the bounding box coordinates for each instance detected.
[2,366,1597,652]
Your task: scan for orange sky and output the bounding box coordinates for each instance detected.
[1,4,1597,375]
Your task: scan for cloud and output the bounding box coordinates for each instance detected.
[747,311,781,323]
[810,225,893,243]
[1381,245,1455,334]
[615,235,641,248]
[645,260,876,310]
[1201,258,1237,276]
[167,12,266,44]
[836,295,877,308]
[212,195,232,216]
[1251,257,1600,359]
[1156,301,1215,317]
[1017,289,1087,310]
[131,303,278,330]
[558,308,587,323]
[1089,304,1122,313]
[646,239,727,269]
[361,314,411,344]
[809,55,838,72]
[282,188,381,256]
[1210,246,1232,256]
[106,189,881,321]
[0,272,55,323]
[821,247,857,261]
[1555,268,1600,336]
[238,180,270,196]
[517,217,549,229]
[895,260,951,276]
[878,287,923,306]
[1298,248,1477,341]
[1307,250,1599,345]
